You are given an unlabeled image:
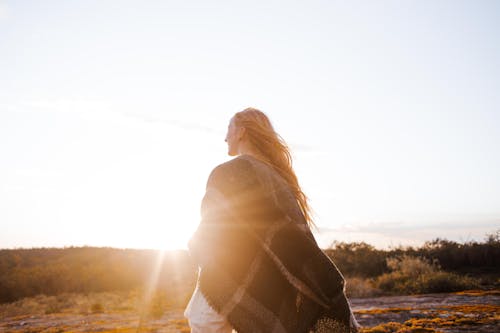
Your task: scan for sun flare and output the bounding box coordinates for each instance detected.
[145,210,199,251]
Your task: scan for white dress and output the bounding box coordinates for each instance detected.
[184,281,234,333]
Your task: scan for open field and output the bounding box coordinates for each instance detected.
[1,290,498,333]
[1,241,498,332]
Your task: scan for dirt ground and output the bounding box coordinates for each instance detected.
[1,291,498,333]
[350,290,500,332]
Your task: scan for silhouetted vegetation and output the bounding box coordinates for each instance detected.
[0,231,498,304]
[325,242,387,278]
[0,247,197,305]
[326,230,500,280]
[373,256,479,294]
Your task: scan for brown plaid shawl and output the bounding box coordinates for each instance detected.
[188,155,359,333]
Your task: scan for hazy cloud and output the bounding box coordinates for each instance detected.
[314,219,500,249]
[121,112,222,135]
[5,100,225,137]
[18,99,112,114]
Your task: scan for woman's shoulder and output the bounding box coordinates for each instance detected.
[210,155,256,176]
[206,156,256,189]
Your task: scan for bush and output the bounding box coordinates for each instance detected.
[419,271,478,293]
[91,302,104,313]
[386,256,437,277]
[374,256,479,294]
[325,242,388,278]
[345,277,381,298]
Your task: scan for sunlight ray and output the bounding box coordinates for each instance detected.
[136,249,166,333]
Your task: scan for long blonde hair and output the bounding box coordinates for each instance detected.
[233,107,315,229]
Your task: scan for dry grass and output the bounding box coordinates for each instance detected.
[346,277,382,298]
[0,292,139,318]
[453,289,500,296]
[361,322,437,333]
[168,318,190,333]
[0,291,191,333]
[357,307,412,315]
[358,303,500,333]
[374,256,480,294]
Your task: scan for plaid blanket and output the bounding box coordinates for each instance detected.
[188,155,359,333]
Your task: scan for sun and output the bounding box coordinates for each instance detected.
[143,210,199,251]
[158,223,194,251]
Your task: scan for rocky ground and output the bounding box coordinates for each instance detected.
[1,291,498,333]
[350,290,500,332]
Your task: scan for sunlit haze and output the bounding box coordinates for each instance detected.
[1,0,499,250]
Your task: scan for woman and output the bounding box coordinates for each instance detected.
[185,108,359,333]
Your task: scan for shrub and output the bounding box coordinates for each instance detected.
[91,302,104,313]
[325,242,388,278]
[345,277,381,298]
[44,303,61,314]
[386,256,437,277]
[374,256,479,294]
[419,271,478,293]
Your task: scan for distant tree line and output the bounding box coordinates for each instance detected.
[325,230,500,278]
[0,247,197,304]
[0,231,498,304]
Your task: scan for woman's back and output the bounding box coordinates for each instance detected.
[185,108,359,333]
[190,154,356,332]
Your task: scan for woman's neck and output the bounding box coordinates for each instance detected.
[238,149,268,166]
[237,140,259,158]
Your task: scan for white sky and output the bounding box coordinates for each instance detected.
[1,0,499,250]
